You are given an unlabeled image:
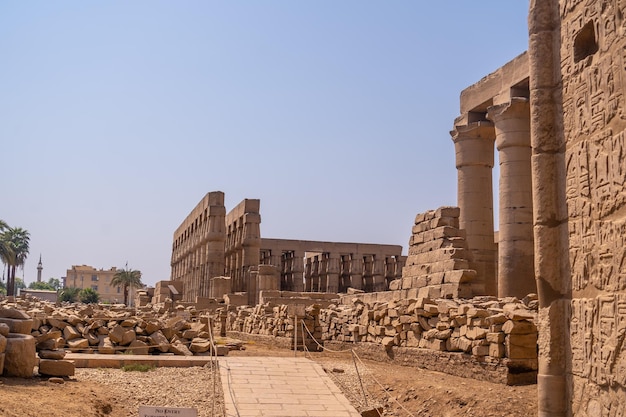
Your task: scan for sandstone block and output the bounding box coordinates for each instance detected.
[190,338,212,353]
[486,332,505,344]
[108,325,125,343]
[38,349,67,360]
[502,320,537,334]
[0,352,4,374]
[382,336,395,349]
[38,359,75,377]
[169,340,193,356]
[37,338,59,351]
[0,323,9,337]
[63,325,81,341]
[0,307,30,320]
[472,345,490,357]
[98,336,115,354]
[127,339,149,355]
[67,338,89,351]
[4,334,36,377]
[0,318,34,335]
[0,334,6,353]
[46,318,68,329]
[489,343,506,358]
[121,329,137,346]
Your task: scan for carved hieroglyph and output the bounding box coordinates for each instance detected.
[559,0,626,414]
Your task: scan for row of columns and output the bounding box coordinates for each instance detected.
[170,192,226,302]
[224,204,261,305]
[452,97,536,299]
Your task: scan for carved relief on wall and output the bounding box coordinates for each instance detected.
[571,295,626,388]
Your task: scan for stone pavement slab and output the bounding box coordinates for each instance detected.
[218,356,361,417]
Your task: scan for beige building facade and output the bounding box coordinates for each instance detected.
[64,265,123,303]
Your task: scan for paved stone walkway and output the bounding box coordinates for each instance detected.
[219,356,361,417]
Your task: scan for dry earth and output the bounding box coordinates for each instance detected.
[0,340,537,417]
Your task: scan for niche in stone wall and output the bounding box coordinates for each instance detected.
[574,20,598,62]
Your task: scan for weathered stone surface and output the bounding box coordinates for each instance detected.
[169,339,193,356]
[38,359,75,377]
[0,307,30,320]
[0,322,10,337]
[149,331,170,353]
[63,325,81,341]
[0,317,33,335]
[67,338,89,351]
[4,334,36,377]
[98,336,115,354]
[189,338,211,353]
[126,339,149,355]
[38,349,67,360]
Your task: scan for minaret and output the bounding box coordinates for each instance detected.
[37,255,43,282]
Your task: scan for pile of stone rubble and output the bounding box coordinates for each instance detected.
[0,297,230,379]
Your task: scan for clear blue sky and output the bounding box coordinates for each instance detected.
[1,1,529,287]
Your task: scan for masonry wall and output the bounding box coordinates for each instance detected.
[559,0,626,413]
[227,292,538,385]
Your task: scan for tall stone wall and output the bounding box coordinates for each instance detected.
[556,0,626,414]
[396,206,477,298]
[170,191,226,302]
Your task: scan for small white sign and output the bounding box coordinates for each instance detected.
[138,406,198,417]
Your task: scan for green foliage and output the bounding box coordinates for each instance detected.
[14,277,25,290]
[29,281,56,290]
[0,280,6,295]
[111,265,143,306]
[79,287,100,304]
[47,278,61,291]
[0,225,30,297]
[59,287,80,302]
[121,364,154,372]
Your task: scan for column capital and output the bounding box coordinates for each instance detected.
[487,97,531,150]
[451,121,495,168]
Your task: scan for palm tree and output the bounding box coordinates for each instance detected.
[0,220,11,284]
[1,226,30,297]
[110,264,143,306]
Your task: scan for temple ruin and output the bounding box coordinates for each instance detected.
[169,191,405,305]
[2,2,626,415]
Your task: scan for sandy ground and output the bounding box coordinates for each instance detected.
[0,340,537,417]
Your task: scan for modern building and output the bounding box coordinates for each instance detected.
[64,265,124,304]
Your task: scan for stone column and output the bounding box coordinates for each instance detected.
[488,98,536,299]
[350,255,363,290]
[210,276,231,299]
[326,253,340,293]
[205,198,226,294]
[529,1,570,415]
[372,257,386,292]
[451,121,497,296]
[291,251,305,292]
[304,258,313,291]
[242,212,261,295]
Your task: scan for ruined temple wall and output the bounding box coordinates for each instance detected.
[558,0,626,413]
[259,238,404,293]
[170,191,226,302]
[397,206,477,298]
[224,199,261,299]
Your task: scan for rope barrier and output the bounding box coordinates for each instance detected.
[299,318,417,417]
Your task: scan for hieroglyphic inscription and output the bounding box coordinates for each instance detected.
[563,0,626,412]
[566,131,626,291]
[571,295,626,387]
